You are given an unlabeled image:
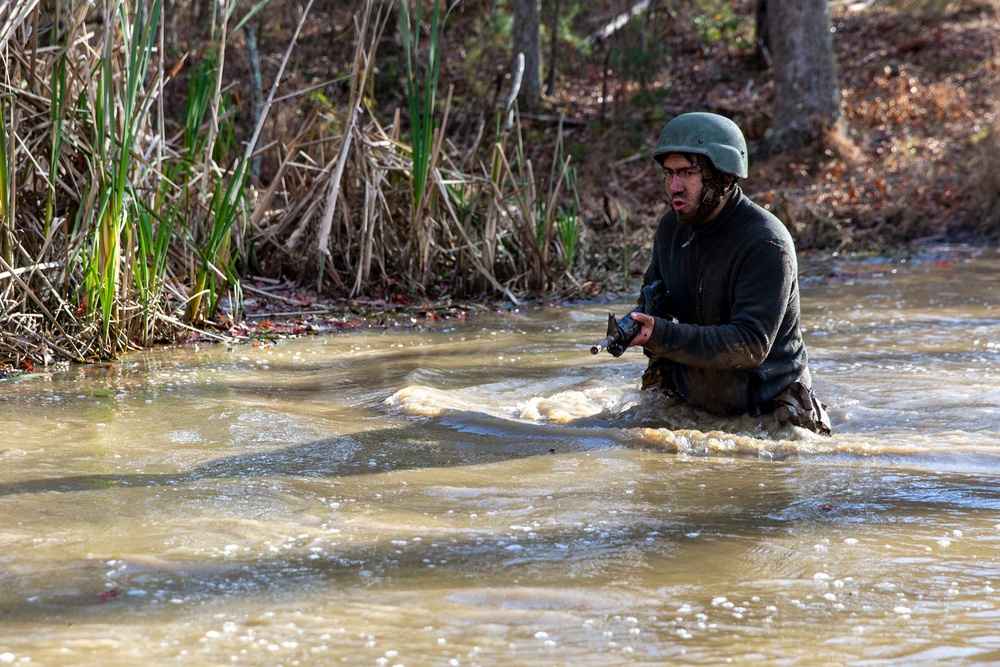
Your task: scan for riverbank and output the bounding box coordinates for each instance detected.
[2,241,993,382]
[2,242,992,380]
[201,242,1000,350]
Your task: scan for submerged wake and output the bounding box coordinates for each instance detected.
[386,383,823,460]
[386,382,1000,467]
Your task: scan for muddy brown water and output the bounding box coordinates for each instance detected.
[1,247,999,666]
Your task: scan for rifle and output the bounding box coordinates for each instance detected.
[590,280,669,357]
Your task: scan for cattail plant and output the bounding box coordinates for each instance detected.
[0,0,585,369]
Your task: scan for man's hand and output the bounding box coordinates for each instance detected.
[628,311,655,347]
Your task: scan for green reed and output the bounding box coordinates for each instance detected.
[399,0,443,270]
[399,0,441,210]
[81,0,161,355]
[184,158,248,324]
[556,166,581,277]
[182,0,270,323]
[133,203,172,344]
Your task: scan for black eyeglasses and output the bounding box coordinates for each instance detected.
[662,166,702,183]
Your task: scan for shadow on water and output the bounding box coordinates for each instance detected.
[0,412,635,498]
[0,475,794,622]
[0,420,811,620]
[0,400,825,502]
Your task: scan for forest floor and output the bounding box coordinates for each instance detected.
[504,0,1000,256]
[180,0,1000,338]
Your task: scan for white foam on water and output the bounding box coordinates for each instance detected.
[387,380,1000,466]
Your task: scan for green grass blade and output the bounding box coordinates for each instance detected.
[399,0,442,216]
[230,0,271,36]
[45,49,68,234]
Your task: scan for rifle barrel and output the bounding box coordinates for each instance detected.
[590,337,614,355]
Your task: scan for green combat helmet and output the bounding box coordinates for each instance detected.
[651,112,748,179]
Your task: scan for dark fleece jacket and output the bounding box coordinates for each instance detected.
[641,187,811,415]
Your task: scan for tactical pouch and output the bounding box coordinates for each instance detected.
[772,381,832,436]
[641,355,677,394]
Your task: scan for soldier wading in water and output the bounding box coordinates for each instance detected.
[625,112,832,435]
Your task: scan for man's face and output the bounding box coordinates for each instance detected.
[660,154,703,224]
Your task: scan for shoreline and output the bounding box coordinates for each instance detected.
[3,242,995,379]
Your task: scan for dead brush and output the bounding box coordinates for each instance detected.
[251,0,582,304]
[0,0,583,368]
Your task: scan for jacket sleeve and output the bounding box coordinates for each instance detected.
[642,237,795,369]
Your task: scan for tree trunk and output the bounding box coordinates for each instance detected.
[756,0,841,158]
[544,0,560,95]
[755,0,770,67]
[163,0,177,52]
[244,22,264,183]
[512,0,541,108]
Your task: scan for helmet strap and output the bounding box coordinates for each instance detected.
[679,156,737,226]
